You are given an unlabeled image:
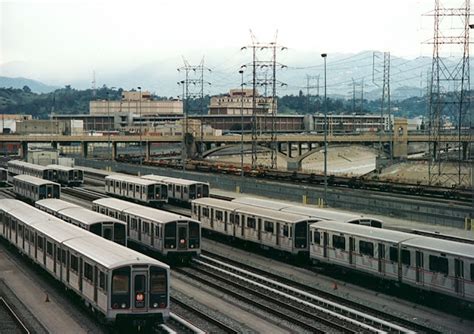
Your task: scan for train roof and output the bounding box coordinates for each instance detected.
[310,221,415,243]
[95,197,197,224]
[143,174,209,186]
[60,207,125,226]
[193,197,315,224]
[64,236,169,269]
[93,197,140,211]
[401,236,474,258]
[36,198,79,212]
[233,197,382,224]
[0,199,31,213]
[13,174,60,186]
[8,160,52,171]
[47,164,81,172]
[2,200,168,270]
[106,174,163,186]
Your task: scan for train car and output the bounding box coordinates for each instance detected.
[105,174,168,207]
[7,160,57,182]
[35,199,127,246]
[192,198,319,257]
[0,167,7,186]
[47,164,84,186]
[0,199,170,328]
[93,197,201,261]
[142,174,209,205]
[13,174,60,202]
[232,197,384,228]
[309,221,474,303]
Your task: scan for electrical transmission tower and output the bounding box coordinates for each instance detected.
[373,51,392,159]
[426,0,471,187]
[177,58,211,167]
[242,31,286,170]
[306,75,320,114]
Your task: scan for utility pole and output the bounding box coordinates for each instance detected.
[306,75,319,114]
[178,58,211,165]
[321,53,328,207]
[241,31,286,170]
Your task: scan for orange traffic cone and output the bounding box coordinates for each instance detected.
[45,293,50,302]
[333,282,338,290]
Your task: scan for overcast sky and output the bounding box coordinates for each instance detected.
[0,0,441,93]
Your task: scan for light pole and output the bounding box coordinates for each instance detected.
[239,68,246,181]
[137,86,142,166]
[321,53,328,207]
[107,87,116,163]
[178,81,186,172]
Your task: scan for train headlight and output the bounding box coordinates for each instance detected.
[180,239,185,244]
[171,245,174,248]
[190,244,194,248]
[121,303,126,309]
[153,303,158,308]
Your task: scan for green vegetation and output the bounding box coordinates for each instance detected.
[1,85,469,120]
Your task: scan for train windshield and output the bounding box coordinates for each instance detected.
[114,223,127,246]
[189,221,200,248]
[149,266,168,308]
[294,222,308,248]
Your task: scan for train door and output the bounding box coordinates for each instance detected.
[138,219,142,242]
[150,224,154,247]
[224,212,228,233]
[257,219,262,241]
[241,215,245,237]
[323,232,328,258]
[210,209,214,229]
[415,251,424,285]
[177,223,187,250]
[378,243,386,274]
[276,222,280,246]
[79,258,83,292]
[349,237,355,265]
[93,266,98,303]
[454,259,464,296]
[172,185,176,198]
[132,271,148,311]
[46,185,54,199]
[103,224,113,241]
[197,205,201,221]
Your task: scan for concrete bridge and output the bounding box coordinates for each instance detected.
[0,121,471,162]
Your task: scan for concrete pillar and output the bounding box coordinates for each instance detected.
[146,142,150,161]
[462,142,468,160]
[20,141,28,160]
[51,141,58,150]
[392,118,408,158]
[82,142,88,158]
[112,142,117,161]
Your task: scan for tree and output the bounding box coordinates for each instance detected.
[22,85,31,93]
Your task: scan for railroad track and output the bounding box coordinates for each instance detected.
[0,297,31,334]
[62,187,105,202]
[200,251,441,334]
[167,297,238,334]
[176,259,410,333]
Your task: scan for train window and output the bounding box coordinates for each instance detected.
[136,185,140,193]
[46,241,53,256]
[37,236,44,250]
[229,214,235,224]
[129,184,133,191]
[332,235,346,250]
[144,222,150,235]
[62,249,67,264]
[216,211,223,221]
[429,255,448,275]
[30,231,35,244]
[84,262,93,281]
[234,215,240,225]
[71,255,79,272]
[131,218,137,230]
[359,241,374,257]
[401,249,411,266]
[283,225,289,237]
[193,206,197,215]
[389,247,398,262]
[155,227,160,238]
[99,271,106,290]
[247,217,256,229]
[115,181,119,188]
[177,186,181,192]
[121,182,126,189]
[150,268,167,294]
[184,187,188,194]
[112,272,129,294]
[313,231,321,244]
[471,264,474,281]
[264,221,274,233]
[202,208,209,218]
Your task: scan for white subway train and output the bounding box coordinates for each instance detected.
[8,160,57,181]
[232,197,384,227]
[192,198,318,256]
[0,199,170,328]
[13,175,61,202]
[35,199,127,246]
[93,198,201,261]
[105,174,168,207]
[191,197,474,304]
[142,174,209,205]
[47,164,84,186]
[309,221,474,303]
